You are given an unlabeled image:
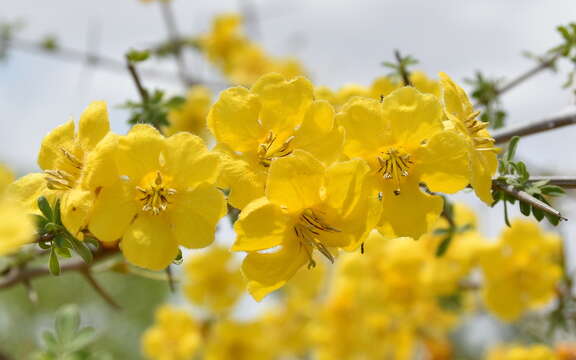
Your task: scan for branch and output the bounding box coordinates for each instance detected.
[159,1,194,87]
[493,181,567,221]
[394,50,412,87]
[126,57,149,103]
[495,54,559,96]
[529,176,576,189]
[80,269,121,310]
[492,111,576,144]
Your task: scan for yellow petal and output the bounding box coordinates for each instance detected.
[164,132,221,189]
[78,101,110,151]
[232,197,291,252]
[439,72,474,122]
[89,180,138,243]
[251,73,313,136]
[370,76,400,99]
[242,239,309,301]
[383,87,444,147]
[324,158,371,216]
[410,71,440,97]
[471,150,498,204]
[116,125,165,181]
[0,164,15,193]
[6,173,54,214]
[337,97,387,158]
[81,132,119,189]
[121,214,178,271]
[38,120,76,171]
[207,86,264,152]
[415,131,470,194]
[266,150,324,212]
[0,197,35,255]
[292,100,344,164]
[378,176,443,239]
[61,188,94,236]
[169,183,226,249]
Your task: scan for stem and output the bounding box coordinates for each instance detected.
[80,269,121,310]
[495,54,559,96]
[395,50,412,87]
[493,181,567,221]
[126,57,149,103]
[165,265,175,293]
[492,111,576,144]
[159,1,193,87]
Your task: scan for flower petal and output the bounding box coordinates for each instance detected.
[6,173,55,214]
[61,188,94,236]
[242,239,309,301]
[38,120,76,171]
[78,101,110,151]
[337,97,387,158]
[471,150,498,204]
[415,130,470,194]
[121,214,179,271]
[89,180,138,243]
[266,150,325,213]
[116,125,165,181]
[232,197,291,252]
[207,86,264,152]
[169,183,226,249]
[81,132,119,189]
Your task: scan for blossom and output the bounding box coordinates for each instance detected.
[486,344,557,360]
[337,86,470,239]
[479,219,562,321]
[88,125,226,270]
[164,85,212,140]
[232,150,379,301]
[203,320,274,360]
[141,305,200,360]
[183,246,244,313]
[440,72,498,204]
[209,73,343,209]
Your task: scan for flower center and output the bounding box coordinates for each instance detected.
[377,148,413,196]
[257,131,294,168]
[136,171,177,215]
[464,111,496,150]
[294,209,340,269]
[44,148,83,190]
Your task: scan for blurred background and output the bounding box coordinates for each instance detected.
[1,0,576,358]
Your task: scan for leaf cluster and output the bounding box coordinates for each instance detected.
[382,50,419,85]
[121,89,185,129]
[464,71,507,129]
[35,197,97,276]
[492,137,565,225]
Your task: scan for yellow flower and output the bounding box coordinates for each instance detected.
[199,13,246,70]
[164,85,212,140]
[486,344,557,360]
[9,102,114,236]
[479,219,562,321]
[209,73,343,209]
[88,125,226,270]
[142,305,200,360]
[183,246,244,313]
[232,150,379,301]
[204,320,274,360]
[440,72,498,204]
[337,86,471,239]
[0,164,14,192]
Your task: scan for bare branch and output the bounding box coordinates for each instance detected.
[80,269,122,310]
[492,111,576,144]
[495,54,559,96]
[159,1,194,87]
[126,57,149,103]
[493,181,567,221]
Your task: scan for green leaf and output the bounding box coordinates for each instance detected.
[520,201,531,216]
[66,327,96,352]
[532,206,545,221]
[69,236,93,264]
[541,185,565,196]
[506,136,520,162]
[37,196,53,220]
[164,96,186,109]
[435,236,453,257]
[172,249,183,265]
[34,214,49,229]
[49,248,61,276]
[55,246,72,258]
[126,49,150,63]
[55,305,81,344]
[504,201,511,227]
[54,199,62,225]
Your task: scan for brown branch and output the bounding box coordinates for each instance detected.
[80,269,121,310]
[159,1,194,87]
[126,57,149,103]
[529,176,576,189]
[492,111,576,144]
[495,54,559,96]
[493,181,567,221]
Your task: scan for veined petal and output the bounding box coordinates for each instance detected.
[471,150,498,204]
[89,179,138,243]
[266,150,325,213]
[169,183,226,249]
[61,188,94,236]
[439,72,473,122]
[232,197,291,252]
[242,239,309,301]
[207,86,264,152]
[78,101,110,152]
[378,177,443,239]
[165,132,221,189]
[383,87,444,147]
[81,132,119,189]
[251,73,313,136]
[121,214,179,271]
[337,97,387,158]
[415,130,470,194]
[116,125,165,181]
[38,120,76,171]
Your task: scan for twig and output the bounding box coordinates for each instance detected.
[493,181,567,221]
[80,269,121,310]
[165,265,175,293]
[495,54,560,96]
[395,50,412,87]
[126,57,149,103]
[159,1,193,86]
[492,111,576,144]
[529,176,576,189]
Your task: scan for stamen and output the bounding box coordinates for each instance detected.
[44,169,74,190]
[377,149,412,195]
[294,209,340,268]
[257,131,294,168]
[138,171,177,215]
[60,148,83,170]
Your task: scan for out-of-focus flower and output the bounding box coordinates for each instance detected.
[164,85,213,140]
[0,164,14,192]
[486,344,557,360]
[142,305,200,360]
[204,320,274,360]
[183,246,244,313]
[479,219,562,321]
